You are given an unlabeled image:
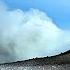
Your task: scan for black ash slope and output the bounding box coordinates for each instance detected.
[0,50,70,66]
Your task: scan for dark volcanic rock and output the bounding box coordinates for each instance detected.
[0,50,70,70]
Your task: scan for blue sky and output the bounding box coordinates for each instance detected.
[3,0,70,30]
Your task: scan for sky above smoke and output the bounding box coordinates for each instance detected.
[0,1,70,63]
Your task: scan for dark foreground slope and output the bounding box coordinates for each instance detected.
[1,50,70,66]
[0,50,70,70]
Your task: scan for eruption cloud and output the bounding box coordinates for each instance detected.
[0,1,70,63]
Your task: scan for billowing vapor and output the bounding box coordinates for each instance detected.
[0,1,70,63]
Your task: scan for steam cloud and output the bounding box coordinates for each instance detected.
[0,1,70,63]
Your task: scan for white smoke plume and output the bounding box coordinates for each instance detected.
[0,1,70,63]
